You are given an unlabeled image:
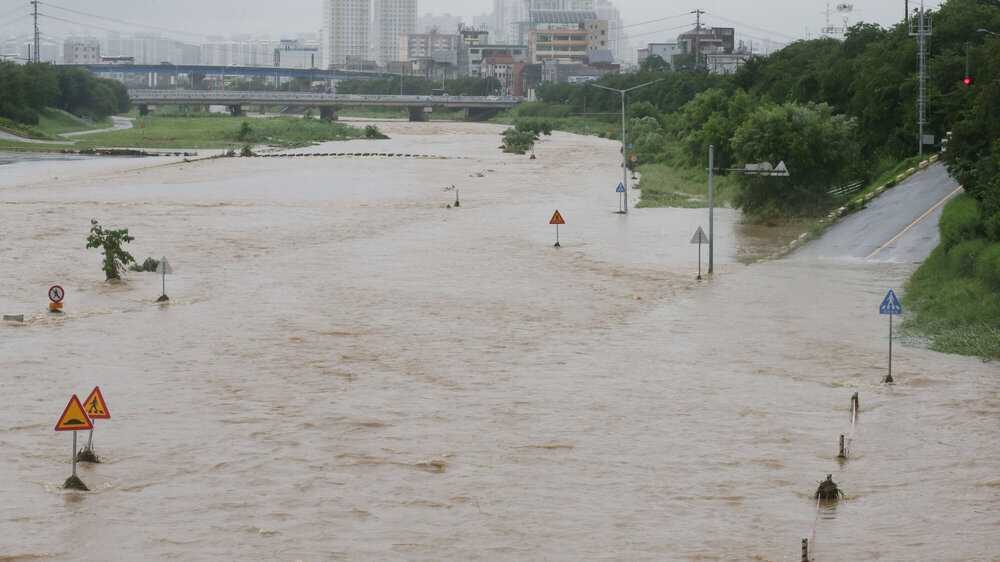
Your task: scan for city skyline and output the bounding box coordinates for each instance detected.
[0,0,945,46]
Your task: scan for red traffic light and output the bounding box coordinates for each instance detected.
[963,76,974,86]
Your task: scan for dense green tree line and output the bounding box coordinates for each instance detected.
[0,62,129,124]
[531,0,1000,217]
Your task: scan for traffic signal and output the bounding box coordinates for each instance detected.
[963,75,974,86]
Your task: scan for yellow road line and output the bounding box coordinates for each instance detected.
[866,186,964,260]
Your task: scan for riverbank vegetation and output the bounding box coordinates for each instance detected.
[510,0,999,224]
[903,13,1000,359]
[0,62,128,131]
[76,116,368,149]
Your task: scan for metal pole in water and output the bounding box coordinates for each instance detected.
[698,241,702,280]
[708,145,715,274]
[72,432,77,476]
[87,423,94,450]
[621,91,628,214]
[888,314,894,382]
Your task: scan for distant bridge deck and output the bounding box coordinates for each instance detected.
[62,63,389,81]
[128,90,523,110]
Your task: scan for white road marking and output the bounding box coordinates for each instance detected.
[866,186,964,260]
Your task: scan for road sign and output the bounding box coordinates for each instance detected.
[48,285,65,303]
[773,161,790,177]
[55,395,93,431]
[549,210,565,225]
[690,226,710,244]
[83,386,110,419]
[879,289,902,315]
[156,258,173,275]
[616,182,626,193]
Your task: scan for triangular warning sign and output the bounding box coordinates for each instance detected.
[55,394,93,431]
[690,226,709,244]
[83,386,110,420]
[549,210,565,225]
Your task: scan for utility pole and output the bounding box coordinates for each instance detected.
[691,9,705,70]
[31,0,39,63]
[592,79,664,215]
[708,144,715,274]
[905,0,909,25]
[909,1,931,156]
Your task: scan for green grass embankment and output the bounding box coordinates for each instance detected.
[75,115,367,149]
[902,194,1000,359]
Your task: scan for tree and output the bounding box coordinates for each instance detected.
[731,102,862,217]
[86,220,136,281]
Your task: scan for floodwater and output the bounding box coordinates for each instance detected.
[0,122,997,561]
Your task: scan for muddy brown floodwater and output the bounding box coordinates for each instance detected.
[1,121,997,561]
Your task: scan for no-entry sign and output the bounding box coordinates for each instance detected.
[48,285,65,304]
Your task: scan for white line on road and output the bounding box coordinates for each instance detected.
[866,186,964,260]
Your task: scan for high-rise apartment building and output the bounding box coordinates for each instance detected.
[322,0,370,68]
[373,0,417,66]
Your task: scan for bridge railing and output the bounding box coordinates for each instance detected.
[127,90,522,105]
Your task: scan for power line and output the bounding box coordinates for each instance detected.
[614,11,693,31]
[703,11,798,41]
[40,1,208,40]
[0,13,28,31]
[621,22,696,42]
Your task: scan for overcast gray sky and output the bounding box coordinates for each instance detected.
[6,0,945,44]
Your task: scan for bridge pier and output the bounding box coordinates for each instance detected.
[138,104,150,117]
[465,107,500,122]
[408,106,429,122]
[228,104,243,117]
[320,107,338,121]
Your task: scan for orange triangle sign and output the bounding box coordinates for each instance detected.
[83,386,110,420]
[549,210,565,225]
[55,394,93,431]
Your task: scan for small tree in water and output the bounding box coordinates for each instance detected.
[86,219,136,281]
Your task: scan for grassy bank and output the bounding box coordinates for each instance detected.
[1,109,111,140]
[492,103,617,138]
[75,115,368,149]
[902,194,1000,359]
[635,161,738,208]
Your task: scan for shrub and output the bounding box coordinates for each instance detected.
[501,128,537,154]
[364,125,389,139]
[85,219,135,281]
[236,121,254,142]
[939,195,983,248]
[977,242,1000,287]
[129,257,160,272]
[515,119,552,137]
[948,239,988,277]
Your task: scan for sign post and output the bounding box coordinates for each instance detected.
[549,210,565,248]
[879,289,903,383]
[55,394,93,490]
[616,182,626,214]
[79,386,110,463]
[48,284,64,313]
[690,226,710,280]
[156,257,173,302]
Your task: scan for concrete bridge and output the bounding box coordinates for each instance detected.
[128,90,522,122]
[63,63,389,82]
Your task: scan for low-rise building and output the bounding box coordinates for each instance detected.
[480,54,526,96]
[464,44,527,77]
[64,37,101,64]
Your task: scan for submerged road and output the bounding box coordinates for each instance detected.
[794,162,961,263]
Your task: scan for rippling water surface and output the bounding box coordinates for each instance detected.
[1,122,997,561]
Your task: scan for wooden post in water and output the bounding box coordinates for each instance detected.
[801,538,809,561]
[837,434,847,459]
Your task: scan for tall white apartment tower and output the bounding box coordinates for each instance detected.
[322,0,370,68]
[373,0,417,66]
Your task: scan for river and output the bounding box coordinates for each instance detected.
[1,121,997,561]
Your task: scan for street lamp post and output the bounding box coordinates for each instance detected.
[591,79,664,214]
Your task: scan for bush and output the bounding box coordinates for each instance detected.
[364,125,389,139]
[236,121,254,142]
[977,242,1000,287]
[501,128,537,154]
[512,101,572,119]
[85,219,135,281]
[948,238,988,277]
[129,257,160,272]
[514,119,553,137]
[939,195,983,248]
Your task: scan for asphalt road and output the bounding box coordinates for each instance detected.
[793,162,962,263]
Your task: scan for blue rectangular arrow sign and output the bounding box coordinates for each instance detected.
[879,289,902,315]
[616,182,626,193]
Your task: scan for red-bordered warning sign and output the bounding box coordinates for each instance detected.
[83,386,110,420]
[549,210,565,225]
[48,285,65,304]
[55,395,93,431]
